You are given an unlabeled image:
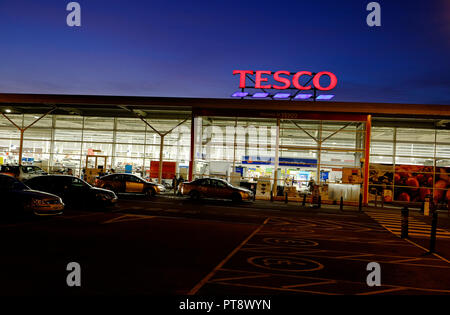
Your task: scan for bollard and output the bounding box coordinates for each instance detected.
[401,206,409,239]
[285,192,288,204]
[340,196,343,211]
[429,210,438,253]
[318,195,322,208]
[381,195,384,208]
[302,194,306,207]
[359,193,363,212]
[374,194,377,208]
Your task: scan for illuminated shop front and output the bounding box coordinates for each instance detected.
[1,93,450,206]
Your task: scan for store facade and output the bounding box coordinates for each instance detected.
[1,94,450,206]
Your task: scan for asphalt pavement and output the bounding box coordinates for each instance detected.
[0,194,449,295]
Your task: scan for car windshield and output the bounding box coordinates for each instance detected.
[131,175,147,183]
[215,179,232,187]
[70,177,91,188]
[13,180,29,190]
[23,166,45,174]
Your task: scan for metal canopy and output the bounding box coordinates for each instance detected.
[0,93,449,125]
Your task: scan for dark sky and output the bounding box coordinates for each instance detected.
[0,0,449,104]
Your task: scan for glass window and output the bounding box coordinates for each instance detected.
[371,127,394,141]
[55,116,84,129]
[116,131,145,144]
[55,129,82,142]
[84,117,114,130]
[396,143,435,158]
[116,118,145,131]
[371,141,393,156]
[396,128,435,142]
[23,115,53,128]
[83,130,113,143]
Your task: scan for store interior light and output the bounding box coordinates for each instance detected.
[294,94,313,100]
[252,92,270,98]
[5,109,12,113]
[316,94,335,100]
[231,91,249,98]
[273,93,291,99]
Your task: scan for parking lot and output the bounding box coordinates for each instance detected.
[1,195,449,295]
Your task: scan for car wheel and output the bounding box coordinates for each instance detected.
[145,188,156,199]
[231,193,242,203]
[189,190,200,201]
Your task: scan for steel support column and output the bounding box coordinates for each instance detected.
[272,118,280,199]
[158,135,164,184]
[363,115,372,205]
[1,107,56,166]
[189,114,195,181]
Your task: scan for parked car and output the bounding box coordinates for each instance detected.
[0,165,47,181]
[180,178,254,202]
[26,175,117,208]
[0,174,63,216]
[95,173,166,198]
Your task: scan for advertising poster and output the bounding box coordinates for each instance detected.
[369,164,450,203]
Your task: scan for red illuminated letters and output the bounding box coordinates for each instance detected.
[233,70,254,88]
[233,70,337,91]
[292,71,312,90]
[255,71,272,89]
[313,71,338,91]
[273,71,291,89]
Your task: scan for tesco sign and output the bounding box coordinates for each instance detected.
[233,70,338,91]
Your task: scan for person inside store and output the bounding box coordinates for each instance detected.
[172,175,178,195]
[177,175,184,196]
[308,177,315,193]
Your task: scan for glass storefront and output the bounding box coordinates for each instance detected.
[370,127,450,205]
[0,114,191,183]
[3,110,450,205]
[193,116,368,202]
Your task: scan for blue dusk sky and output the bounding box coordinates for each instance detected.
[0,0,449,104]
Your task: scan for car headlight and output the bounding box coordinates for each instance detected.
[157,184,165,192]
[31,199,47,207]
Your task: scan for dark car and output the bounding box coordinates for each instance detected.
[0,165,47,181]
[26,175,117,209]
[0,174,64,217]
[180,178,254,202]
[95,173,166,198]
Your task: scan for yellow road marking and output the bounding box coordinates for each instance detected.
[212,274,270,282]
[101,214,155,224]
[282,280,336,289]
[357,287,406,295]
[187,217,270,295]
[219,268,450,294]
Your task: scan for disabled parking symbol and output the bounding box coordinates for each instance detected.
[248,256,323,272]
